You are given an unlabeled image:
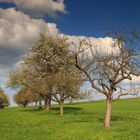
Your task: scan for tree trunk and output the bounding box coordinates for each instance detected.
[0,106,4,109]
[38,99,42,109]
[69,97,73,104]
[23,104,27,107]
[35,101,38,107]
[49,96,51,107]
[31,102,33,106]
[59,101,64,116]
[103,96,112,128]
[44,97,51,112]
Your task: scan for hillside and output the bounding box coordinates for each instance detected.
[0,98,140,140]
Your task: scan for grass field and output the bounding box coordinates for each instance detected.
[0,98,140,140]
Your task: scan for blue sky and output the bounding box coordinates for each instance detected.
[49,0,140,36]
[1,0,140,36]
[0,0,140,106]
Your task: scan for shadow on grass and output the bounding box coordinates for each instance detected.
[48,107,83,115]
[98,115,137,122]
[19,107,83,115]
[51,107,82,111]
[19,108,44,112]
[111,115,124,121]
[98,115,124,122]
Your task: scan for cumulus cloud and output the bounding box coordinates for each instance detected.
[0,9,118,78]
[66,35,118,56]
[0,0,66,18]
[0,8,59,75]
[123,75,140,84]
[67,35,140,89]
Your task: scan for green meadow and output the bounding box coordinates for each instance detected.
[0,98,140,140]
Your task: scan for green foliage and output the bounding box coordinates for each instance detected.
[0,98,139,140]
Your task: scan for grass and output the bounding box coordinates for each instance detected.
[0,98,140,140]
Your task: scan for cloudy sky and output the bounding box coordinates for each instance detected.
[0,0,140,105]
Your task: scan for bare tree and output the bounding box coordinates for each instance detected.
[114,82,140,100]
[73,31,140,128]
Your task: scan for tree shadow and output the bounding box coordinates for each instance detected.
[98,115,124,122]
[50,107,83,115]
[19,108,44,112]
[98,115,138,122]
[18,107,83,115]
[51,107,82,111]
[111,115,124,121]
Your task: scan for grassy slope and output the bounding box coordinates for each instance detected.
[0,98,140,140]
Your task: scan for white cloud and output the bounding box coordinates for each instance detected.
[0,9,118,80]
[123,75,140,84]
[67,35,140,93]
[0,8,59,47]
[0,0,66,18]
[66,35,118,56]
[0,8,59,75]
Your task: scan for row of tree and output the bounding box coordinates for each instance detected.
[8,34,86,116]
[14,88,42,107]
[8,30,140,128]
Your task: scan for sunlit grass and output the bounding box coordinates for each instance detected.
[0,98,140,140]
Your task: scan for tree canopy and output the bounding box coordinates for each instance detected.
[8,34,83,115]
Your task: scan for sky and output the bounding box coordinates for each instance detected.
[0,0,140,106]
[52,0,140,37]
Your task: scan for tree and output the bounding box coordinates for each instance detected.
[23,33,79,111]
[0,87,9,109]
[8,33,83,112]
[13,86,42,107]
[27,90,42,107]
[8,69,50,110]
[113,82,140,100]
[14,88,30,107]
[73,31,140,128]
[51,67,82,116]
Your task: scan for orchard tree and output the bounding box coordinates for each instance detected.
[73,31,140,128]
[8,33,83,112]
[13,88,42,107]
[52,68,82,116]
[14,88,30,107]
[8,69,50,110]
[23,33,78,111]
[26,90,42,107]
[0,87,9,109]
[114,82,140,100]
